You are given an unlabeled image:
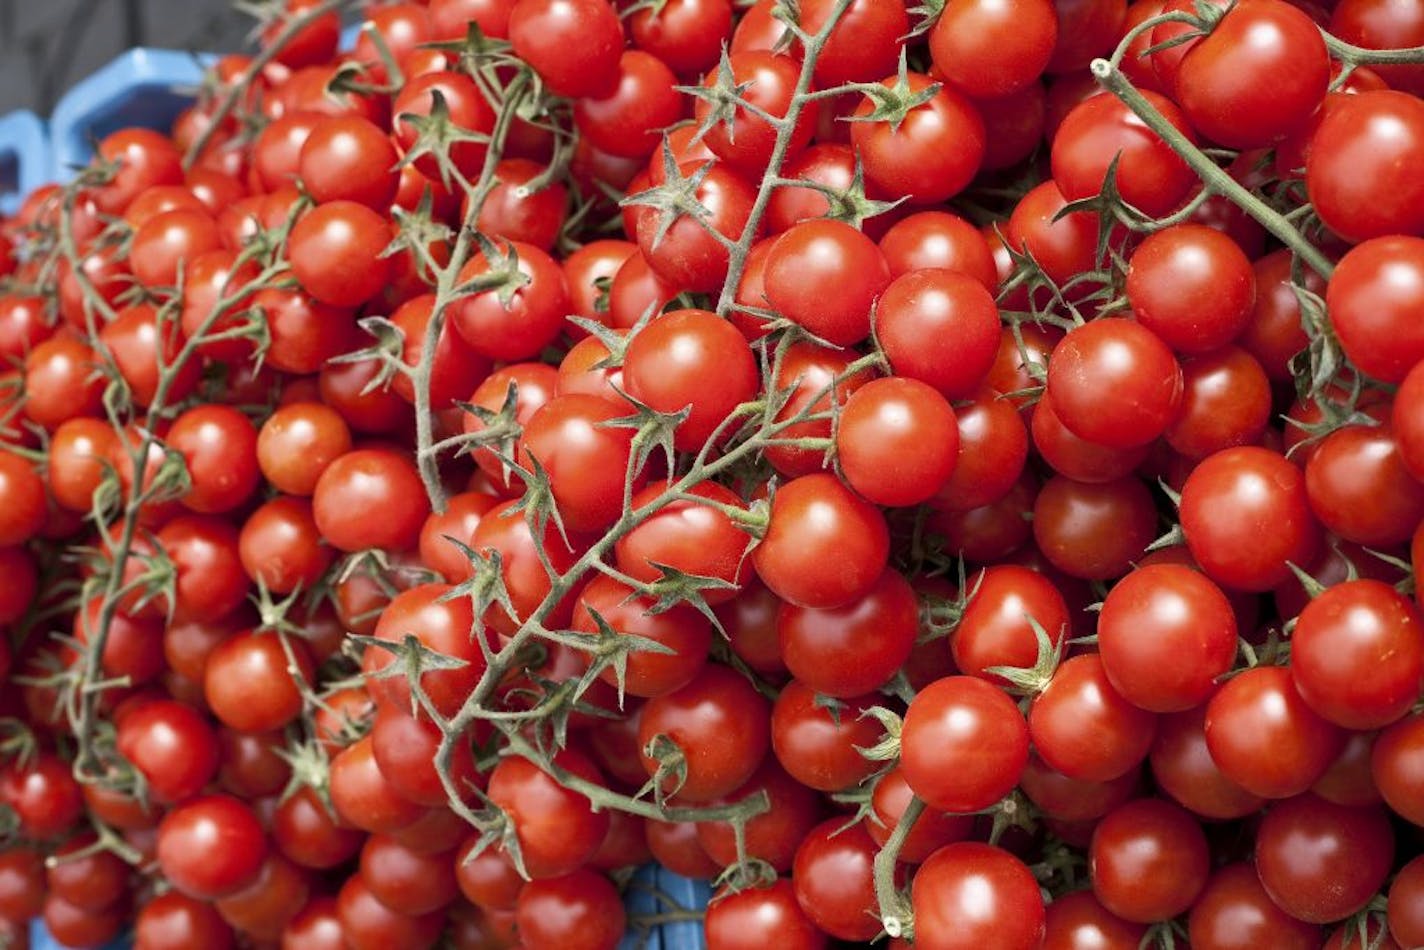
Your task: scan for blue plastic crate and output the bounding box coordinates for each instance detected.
[0,110,52,216]
[654,868,711,950]
[49,48,215,180]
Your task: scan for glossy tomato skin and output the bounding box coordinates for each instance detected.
[1205,665,1347,799]
[508,0,623,98]
[1389,854,1424,948]
[851,73,986,205]
[791,819,883,942]
[515,868,627,950]
[487,749,611,879]
[1327,236,1424,384]
[517,393,642,533]
[836,378,958,507]
[1179,447,1321,591]
[1043,889,1146,949]
[1126,224,1255,354]
[1291,579,1424,730]
[1046,318,1183,449]
[770,680,883,792]
[901,675,1029,813]
[1188,861,1324,950]
[764,219,890,347]
[705,879,826,950]
[753,473,889,610]
[1090,798,1209,923]
[1097,564,1237,712]
[312,448,429,552]
[776,568,917,698]
[1373,712,1424,825]
[1255,795,1395,924]
[874,270,1000,402]
[952,565,1069,683]
[929,0,1056,98]
[1175,0,1328,147]
[572,574,712,698]
[1308,91,1424,242]
[614,481,752,600]
[157,795,268,900]
[116,698,219,804]
[911,842,1046,950]
[1030,654,1158,783]
[638,664,770,802]
[288,200,393,307]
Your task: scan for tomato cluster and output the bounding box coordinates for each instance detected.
[2,0,1424,948]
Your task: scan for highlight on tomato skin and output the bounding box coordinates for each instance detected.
[4,0,1424,947]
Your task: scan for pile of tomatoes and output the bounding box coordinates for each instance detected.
[1,0,1424,947]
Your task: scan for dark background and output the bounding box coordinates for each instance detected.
[0,0,251,116]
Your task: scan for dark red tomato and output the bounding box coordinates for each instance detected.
[219,729,291,799]
[272,786,365,869]
[867,767,974,862]
[1090,798,1208,923]
[260,0,339,68]
[48,418,119,513]
[1176,0,1328,147]
[837,378,958,507]
[1043,889,1147,950]
[57,244,129,329]
[1021,753,1138,823]
[71,598,165,686]
[157,794,267,899]
[1205,665,1347,798]
[646,819,721,881]
[44,893,127,949]
[463,362,559,487]
[934,390,1030,511]
[116,698,219,803]
[312,448,429,552]
[1032,475,1157,581]
[455,837,524,909]
[762,341,876,478]
[929,469,1038,562]
[130,208,222,288]
[388,294,491,408]
[288,200,393,307]
[878,211,998,288]
[1255,795,1394,924]
[1292,579,1424,730]
[1306,424,1424,546]
[0,294,52,363]
[563,239,636,322]
[763,219,890,346]
[0,754,83,840]
[517,393,643,532]
[452,239,569,361]
[46,832,129,911]
[0,546,37,625]
[1308,92,1424,242]
[372,709,479,809]
[930,0,1056,98]
[23,335,104,429]
[0,848,44,920]
[367,583,484,718]
[770,680,883,792]
[1052,89,1198,218]
[330,735,426,835]
[1327,236,1424,384]
[705,879,825,950]
[161,515,252,624]
[767,143,890,237]
[391,71,495,182]
[614,481,752,600]
[418,490,498,583]
[777,568,917,697]
[953,564,1068,683]
[239,496,330,593]
[204,629,314,734]
[1165,346,1272,460]
[1394,360,1424,479]
[357,835,458,917]
[901,675,1028,812]
[696,51,815,174]
[607,246,679,331]
[281,895,345,950]
[1180,446,1322,591]
[135,889,236,949]
[214,853,309,939]
[487,749,611,879]
[912,842,1046,950]
[574,51,681,160]
[336,875,443,950]
[100,303,202,407]
[753,473,889,610]
[1374,712,1424,825]
[637,161,757,293]
[875,269,1000,401]
[514,868,626,950]
[179,248,261,362]
[792,819,882,942]
[1126,224,1255,354]
[1389,854,1424,948]
[0,450,45,546]
[696,760,821,871]
[470,498,585,635]
[1330,0,1424,95]
[509,0,623,97]
[1046,318,1183,449]
[628,0,730,77]
[1097,564,1237,713]
[94,128,184,214]
[574,574,712,698]
[638,664,771,802]
[851,72,985,204]
[252,112,322,192]
[167,404,260,514]
[799,0,906,85]
[476,159,569,253]
[1311,729,1382,808]
[623,308,759,451]
[1030,654,1157,782]
[351,2,434,79]
[1188,861,1323,950]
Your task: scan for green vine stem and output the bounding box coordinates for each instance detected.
[872,793,924,939]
